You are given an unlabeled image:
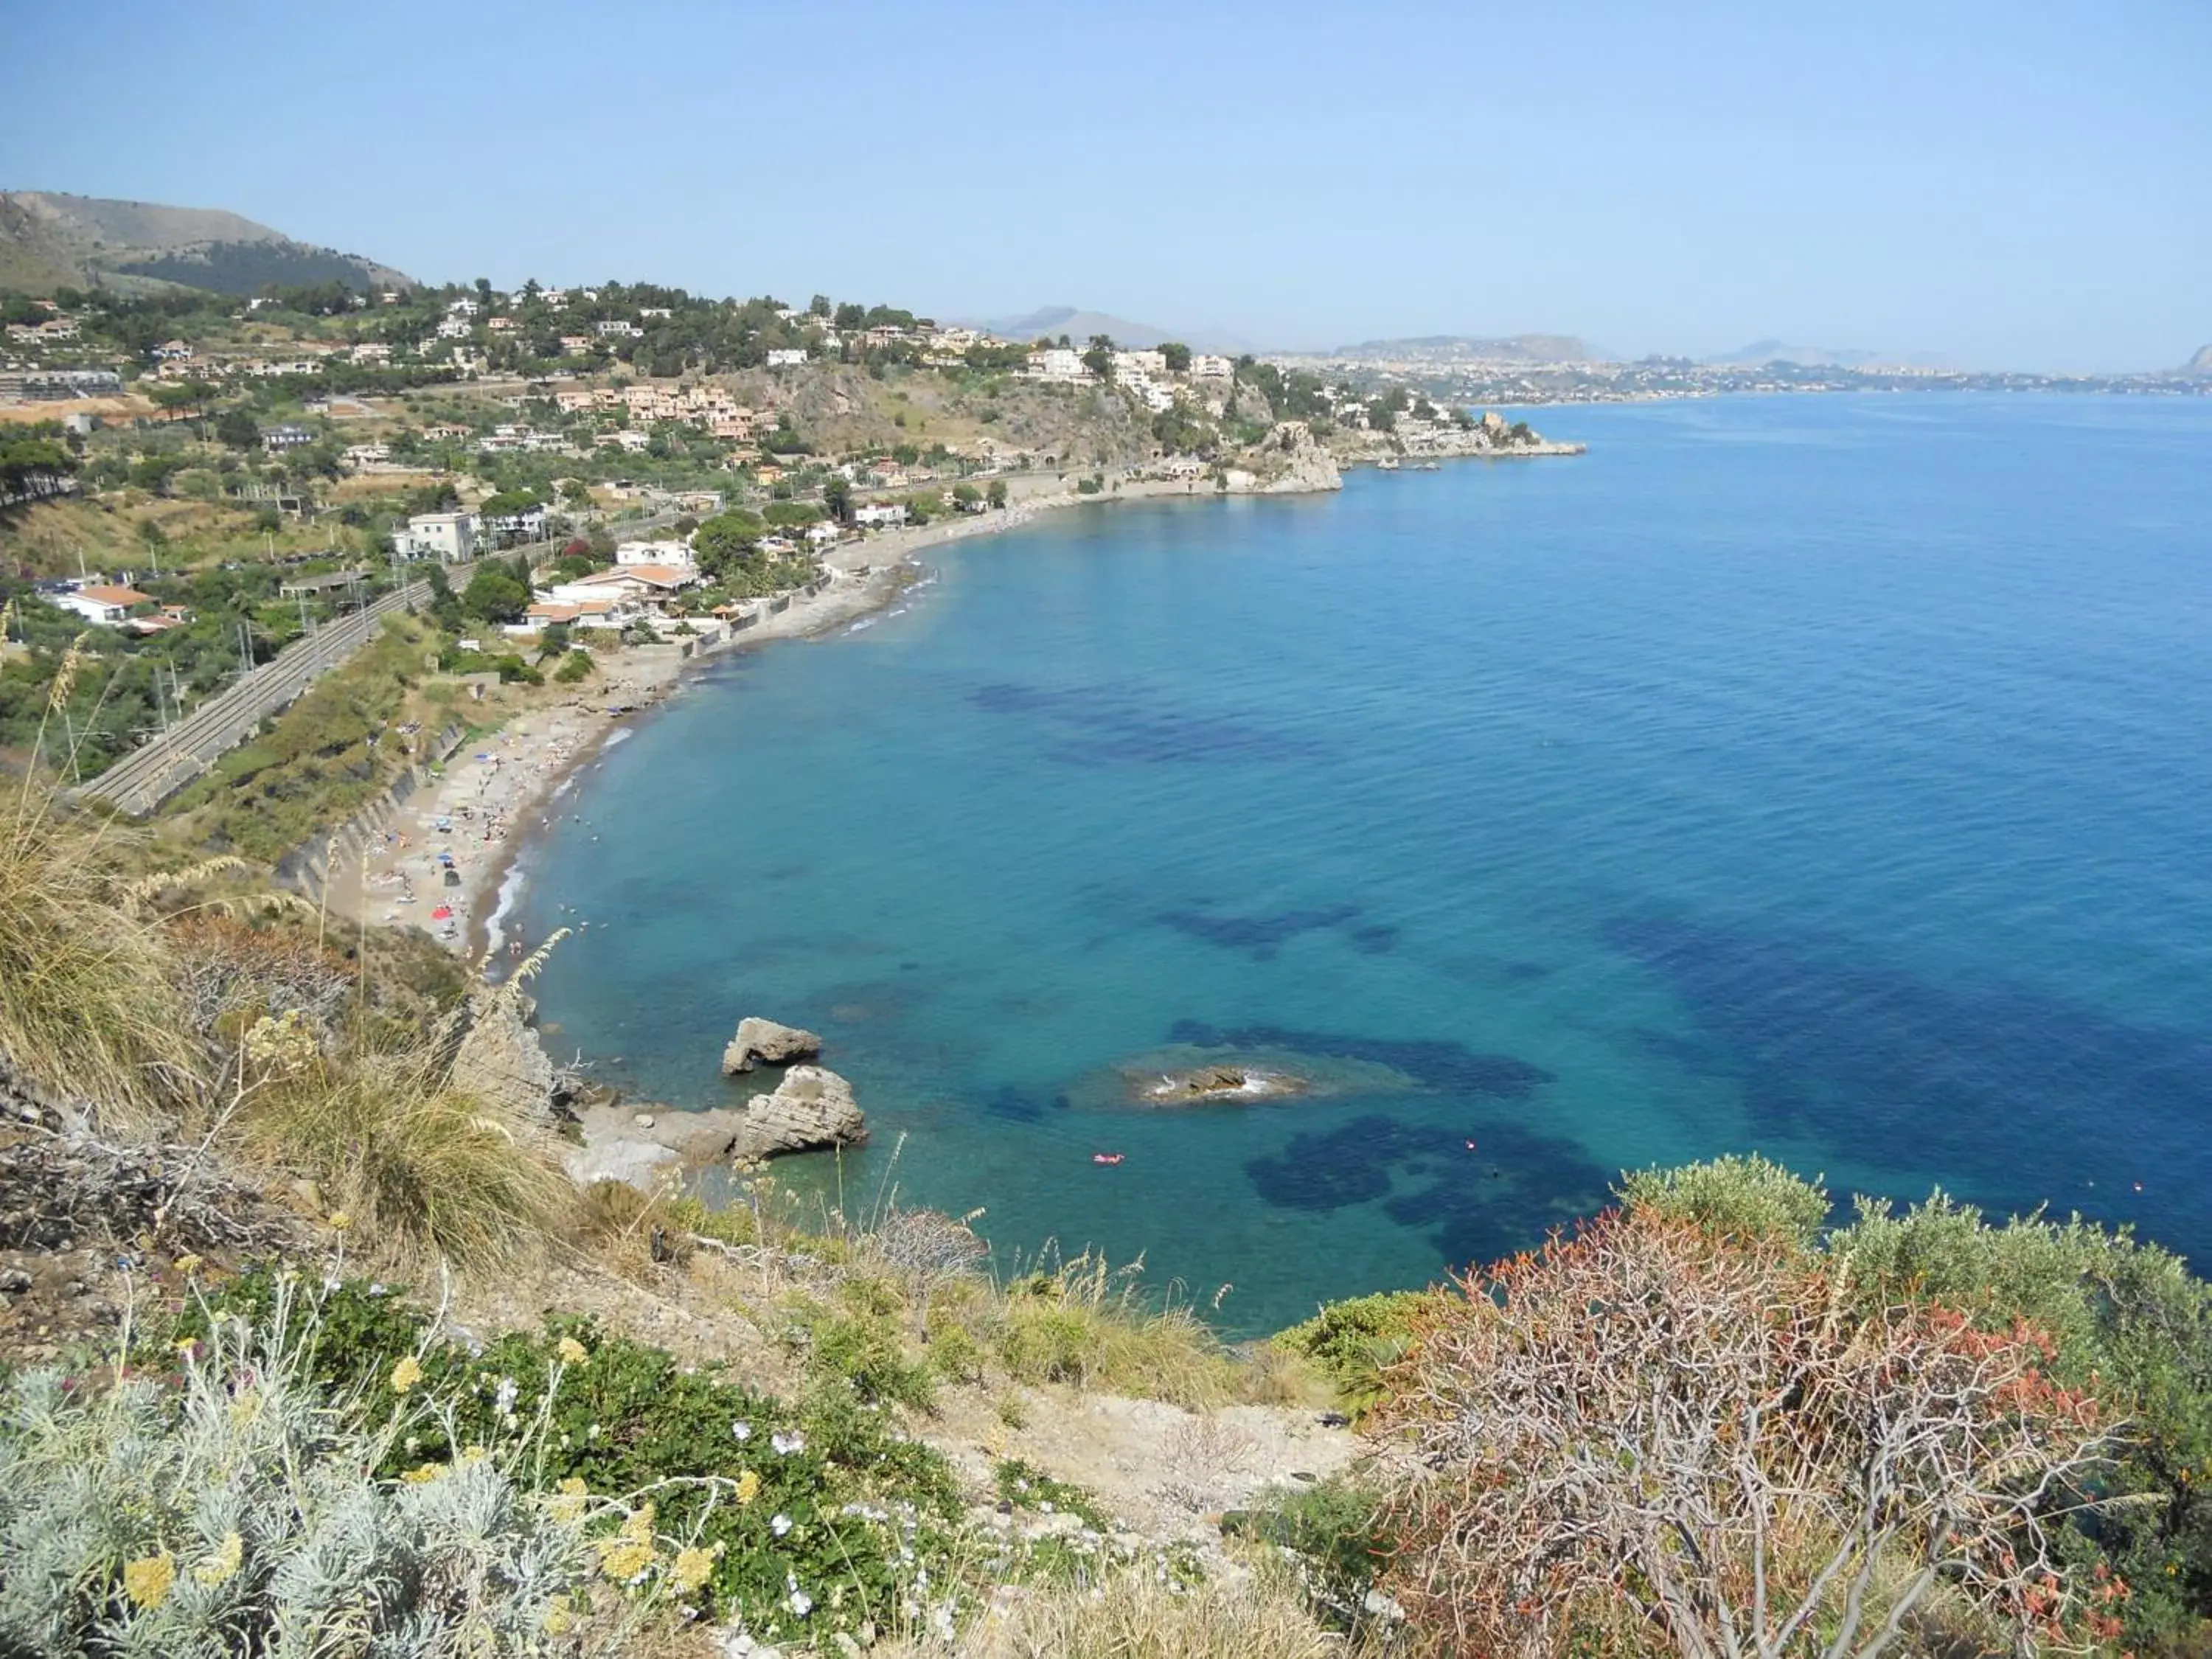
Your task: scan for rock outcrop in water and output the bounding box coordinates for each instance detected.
[748,1065,867,1151]
[720,1017,823,1075]
[1127,1062,1310,1105]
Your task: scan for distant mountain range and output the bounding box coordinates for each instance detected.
[1328,334,1598,364]
[2184,344,2212,375]
[1704,338,1958,371]
[0,190,414,296]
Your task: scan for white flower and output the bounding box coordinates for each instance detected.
[771,1430,804,1455]
[787,1588,813,1617]
[494,1377,519,1414]
[771,1512,793,1537]
[731,1420,752,1441]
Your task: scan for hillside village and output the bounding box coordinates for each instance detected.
[0,273,1573,785]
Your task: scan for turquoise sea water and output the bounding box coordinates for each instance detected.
[515,394,2212,1333]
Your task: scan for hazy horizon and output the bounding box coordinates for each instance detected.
[4,1,2207,372]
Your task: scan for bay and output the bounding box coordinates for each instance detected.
[515,393,2212,1333]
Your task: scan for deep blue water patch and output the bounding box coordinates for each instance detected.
[1246,1113,1610,1273]
[1607,911,2212,1239]
[1158,905,1366,959]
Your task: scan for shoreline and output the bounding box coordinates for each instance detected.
[331,479,1220,961]
[334,453,1543,964]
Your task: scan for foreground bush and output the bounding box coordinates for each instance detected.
[0,1281,613,1656]
[1273,1290,1439,1421]
[1832,1193,2212,1649]
[1616,1151,1832,1250]
[1374,1206,2113,1659]
[180,1273,976,1647]
[234,1048,571,1267]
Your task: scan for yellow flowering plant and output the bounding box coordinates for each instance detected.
[192,1531,243,1587]
[122,1551,175,1610]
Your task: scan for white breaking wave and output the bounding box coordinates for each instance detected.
[482,860,529,956]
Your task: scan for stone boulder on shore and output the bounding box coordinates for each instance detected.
[747,1065,866,1153]
[720,1017,823,1075]
[568,1065,869,1194]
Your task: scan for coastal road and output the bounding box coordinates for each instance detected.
[74,513,678,817]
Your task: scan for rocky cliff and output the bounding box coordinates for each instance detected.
[445,990,577,1125]
[1223,420,1343,495]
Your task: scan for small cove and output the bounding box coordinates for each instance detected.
[515,394,2212,1333]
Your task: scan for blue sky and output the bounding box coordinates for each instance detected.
[4,1,2206,369]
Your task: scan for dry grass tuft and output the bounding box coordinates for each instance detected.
[237,1049,572,1268]
[1159,1413,1262,1512]
[959,1563,1354,1659]
[0,768,202,1121]
[979,1245,1241,1410]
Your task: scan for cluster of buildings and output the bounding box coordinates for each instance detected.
[521,538,704,634]
[1021,347,1235,410]
[550,383,767,443]
[148,340,347,383]
[5,315,80,345]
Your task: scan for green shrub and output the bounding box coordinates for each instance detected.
[1273,1289,1437,1416]
[554,650,594,684]
[184,1276,970,1644]
[1222,1474,1392,1637]
[787,1287,938,1411]
[922,1318,985,1385]
[414,1318,963,1640]
[1617,1152,1831,1248]
[993,1458,1111,1531]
